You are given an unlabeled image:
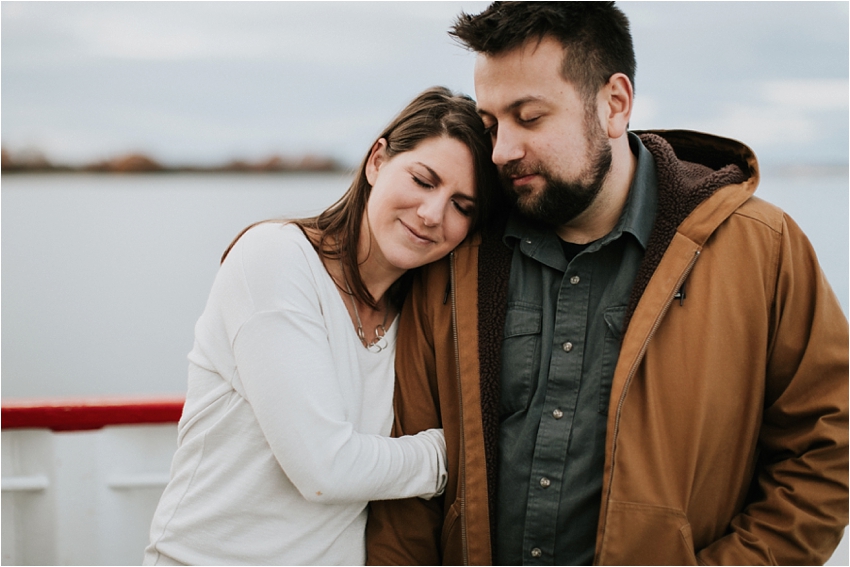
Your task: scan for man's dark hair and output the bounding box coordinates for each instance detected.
[450,1,635,101]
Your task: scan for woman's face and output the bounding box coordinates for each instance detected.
[364,135,477,274]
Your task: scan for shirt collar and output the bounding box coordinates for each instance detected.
[504,132,657,264]
[617,132,657,250]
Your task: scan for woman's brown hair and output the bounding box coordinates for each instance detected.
[222,86,498,309]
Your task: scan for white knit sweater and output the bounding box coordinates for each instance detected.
[144,223,446,566]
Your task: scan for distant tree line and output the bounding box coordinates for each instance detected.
[1,148,344,173]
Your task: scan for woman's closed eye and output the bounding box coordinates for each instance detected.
[412,175,434,189]
[452,200,474,217]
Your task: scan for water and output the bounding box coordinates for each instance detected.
[2,173,352,398]
[2,171,848,398]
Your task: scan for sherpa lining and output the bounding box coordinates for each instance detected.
[477,224,512,553]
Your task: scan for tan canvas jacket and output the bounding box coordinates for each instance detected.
[366,131,849,565]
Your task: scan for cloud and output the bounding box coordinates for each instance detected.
[678,79,848,154]
[629,95,659,130]
[762,79,849,111]
[2,1,490,67]
[2,2,846,166]
[690,103,817,148]
[624,1,848,84]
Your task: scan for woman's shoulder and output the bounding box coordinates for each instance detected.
[222,221,325,288]
[219,221,330,310]
[237,220,306,245]
[231,221,316,264]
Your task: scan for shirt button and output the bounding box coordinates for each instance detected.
[552,408,564,419]
[539,477,551,488]
[531,548,542,558]
[570,275,580,285]
[562,341,573,352]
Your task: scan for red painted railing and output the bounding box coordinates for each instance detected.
[1,396,185,432]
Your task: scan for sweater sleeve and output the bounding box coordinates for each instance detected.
[697,214,849,565]
[225,225,447,505]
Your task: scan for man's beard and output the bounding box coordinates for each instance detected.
[500,114,612,229]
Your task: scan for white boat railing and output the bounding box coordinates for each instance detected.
[2,396,847,566]
[2,396,183,566]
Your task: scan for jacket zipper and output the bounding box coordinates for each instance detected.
[598,249,701,558]
[450,252,469,565]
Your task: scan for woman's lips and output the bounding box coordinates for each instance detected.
[400,220,434,244]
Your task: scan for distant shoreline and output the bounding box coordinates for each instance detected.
[1,149,347,174]
[2,148,845,178]
[1,168,352,175]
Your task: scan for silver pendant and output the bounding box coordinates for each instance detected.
[367,325,388,353]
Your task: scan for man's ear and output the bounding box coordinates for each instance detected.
[601,73,633,138]
[365,138,389,185]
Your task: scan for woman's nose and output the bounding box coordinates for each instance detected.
[417,195,444,227]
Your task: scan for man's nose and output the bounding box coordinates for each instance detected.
[491,126,524,166]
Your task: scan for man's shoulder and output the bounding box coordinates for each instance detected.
[420,233,481,272]
[729,195,785,234]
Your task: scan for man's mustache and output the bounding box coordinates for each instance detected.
[499,161,544,182]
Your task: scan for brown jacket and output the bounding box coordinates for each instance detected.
[366,131,849,565]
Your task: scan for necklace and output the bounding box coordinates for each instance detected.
[345,281,389,353]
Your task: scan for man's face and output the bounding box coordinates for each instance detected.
[474,36,612,229]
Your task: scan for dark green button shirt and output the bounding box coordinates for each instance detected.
[495,133,658,565]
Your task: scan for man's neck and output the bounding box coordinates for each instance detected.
[556,137,638,244]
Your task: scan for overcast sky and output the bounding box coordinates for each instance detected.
[2,1,847,168]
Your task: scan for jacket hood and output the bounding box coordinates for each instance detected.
[624,130,754,331]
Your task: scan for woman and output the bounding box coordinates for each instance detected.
[143,87,497,565]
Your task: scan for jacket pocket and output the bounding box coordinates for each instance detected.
[599,500,698,565]
[441,499,463,565]
[500,302,542,416]
[599,305,627,415]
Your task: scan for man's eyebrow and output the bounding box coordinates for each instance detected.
[479,95,547,117]
[507,96,546,112]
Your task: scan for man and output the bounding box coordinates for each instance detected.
[367,2,848,565]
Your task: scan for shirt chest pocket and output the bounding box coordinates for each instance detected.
[599,305,627,415]
[500,302,542,417]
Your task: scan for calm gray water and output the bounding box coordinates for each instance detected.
[2,171,848,398]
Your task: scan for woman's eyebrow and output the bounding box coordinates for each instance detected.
[415,162,442,185]
[415,162,476,201]
[454,193,477,203]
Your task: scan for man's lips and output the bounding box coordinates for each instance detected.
[400,220,435,244]
[501,163,540,188]
[510,173,538,186]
